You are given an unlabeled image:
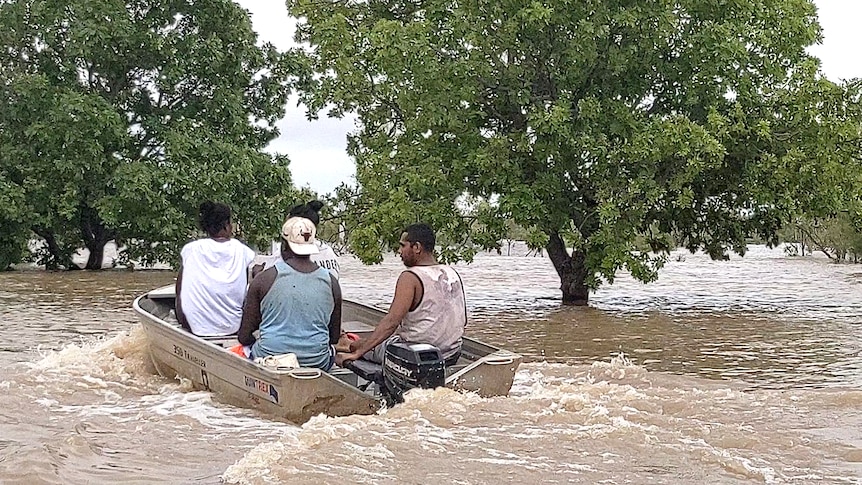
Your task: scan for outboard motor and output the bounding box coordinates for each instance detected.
[382,342,445,404]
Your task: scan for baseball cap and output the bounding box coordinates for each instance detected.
[281,217,319,255]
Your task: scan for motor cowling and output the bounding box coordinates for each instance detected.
[382,342,445,404]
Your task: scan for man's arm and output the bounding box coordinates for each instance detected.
[237,275,265,346]
[335,271,419,365]
[328,274,342,344]
[249,263,265,280]
[175,266,191,332]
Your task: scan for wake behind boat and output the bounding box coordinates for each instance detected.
[133,286,522,423]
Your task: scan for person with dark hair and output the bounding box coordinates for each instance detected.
[289,200,324,224]
[336,223,467,367]
[253,200,340,279]
[175,201,255,336]
[238,216,343,370]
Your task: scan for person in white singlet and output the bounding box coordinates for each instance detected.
[335,223,467,367]
[251,200,341,280]
[175,201,255,336]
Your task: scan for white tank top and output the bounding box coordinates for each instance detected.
[180,238,255,336]
[398,265,467,359]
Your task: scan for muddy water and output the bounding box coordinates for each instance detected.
[0,245,860,484]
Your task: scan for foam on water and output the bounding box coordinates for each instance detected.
[220,360,862,484]
[25,325,156,384]
[9,326,289,445]
[10,324,862,485]
[4,333,862,484]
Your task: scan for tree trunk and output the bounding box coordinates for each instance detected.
[545,232,590,306]
[84,241,106,270]
[32,227,78,270]
[800,227,805,256]
[80,205,114,270]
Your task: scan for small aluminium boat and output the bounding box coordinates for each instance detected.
[133,286,522,423]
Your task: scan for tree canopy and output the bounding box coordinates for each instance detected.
[0,0,297,269]
[290,0,862,304]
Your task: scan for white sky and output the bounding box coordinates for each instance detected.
[237,0,862,195]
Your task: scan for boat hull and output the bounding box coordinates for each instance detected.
[134,287,521,423]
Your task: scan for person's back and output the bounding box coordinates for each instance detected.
[180,238,254,335]
[252,261,334,367]
[176,201,255,336]
[399,264,466,361]
[239,216,343,371]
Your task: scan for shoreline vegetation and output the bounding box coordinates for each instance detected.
[7,237,849,273]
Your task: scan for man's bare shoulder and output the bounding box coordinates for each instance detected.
[399,268,422,280]
[250,266,278,294]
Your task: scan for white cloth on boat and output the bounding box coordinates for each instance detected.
[255,353,299,369]
[179,238,255,336]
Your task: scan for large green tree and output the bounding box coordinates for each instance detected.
[0,0,296,270]
[290,0,860,304]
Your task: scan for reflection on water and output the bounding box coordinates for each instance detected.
[1,244,861,483]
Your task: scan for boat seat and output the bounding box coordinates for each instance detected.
[342,320,375,333]
[344,359,383,383]
[199,335,235,348]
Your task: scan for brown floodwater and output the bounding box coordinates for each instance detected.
[0,244,860,484]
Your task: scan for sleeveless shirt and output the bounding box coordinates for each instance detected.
[179,238,255,336]
[251,261,334,369]
[398,265,467,359]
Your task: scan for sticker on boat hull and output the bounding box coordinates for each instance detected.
[172,344,207,368]
[244,375,279,404]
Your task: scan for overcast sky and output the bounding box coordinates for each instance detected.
[236,0,862,195]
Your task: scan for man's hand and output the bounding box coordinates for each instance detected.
[334,332,354,353]
[335,352,361,367]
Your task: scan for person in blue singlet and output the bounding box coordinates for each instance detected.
[238,216,343,371]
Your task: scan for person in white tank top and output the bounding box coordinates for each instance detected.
[175,201,255,336]
[335,223,467,366]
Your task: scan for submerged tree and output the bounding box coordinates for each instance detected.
[0,0,296,269]
[289,0,861,304]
